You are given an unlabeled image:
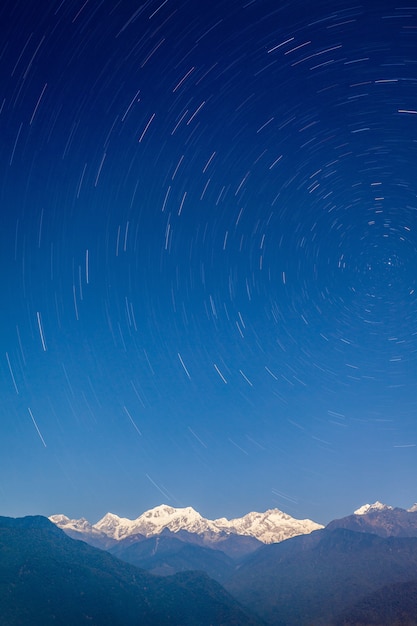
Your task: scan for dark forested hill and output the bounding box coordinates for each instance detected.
[335,579,417,625]
[0,515,262,626]
[225,528,417,625]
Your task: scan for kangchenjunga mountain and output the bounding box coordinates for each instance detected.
[49,505,323,580]
[0,515,262,626]
[50,504,324,548]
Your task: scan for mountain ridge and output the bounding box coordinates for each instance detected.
[327,500,417,538]
[50,503,323,545]
[224,528,417,625]
[50,500,417,546]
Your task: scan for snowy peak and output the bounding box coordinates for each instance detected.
[214,508,322,544]
[139,504,202,524]
[93,505,219,540]
[48,513,118,549]
[94,512,143,541]
[408,503,417,513]
[354,501,394,515]
[49,514,94,534]
[131,504,217,537]
[49,514,70,525]
[141,504,182,519]
[326,502,417,539]
[51,504,323,545]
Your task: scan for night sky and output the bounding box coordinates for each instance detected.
[1,0,416,525]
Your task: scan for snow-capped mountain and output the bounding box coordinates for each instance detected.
[49,514,95,533]
[50,505,323,545]
[214,508,322,544]
[354,501,394,515]
[48,513,119,548]
[326,501,417,539]
[408,503,417,513]
[94,506,220,540]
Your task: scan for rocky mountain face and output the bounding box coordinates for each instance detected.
[353,501,394,515]
[326,501,417,538]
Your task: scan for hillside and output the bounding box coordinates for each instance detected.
[225,528,417,625]
[0,515,262,626]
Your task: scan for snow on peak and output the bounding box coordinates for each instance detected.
[215,507,322,543]
[131,504,217,536]
[94,512,138,540]
[141,504,200,521]
[408,503,417,513]
[91,505,218,540]
[50,505,323,544]
[354,501,394,515]
[49,514,70,524]
[48,514,93,533]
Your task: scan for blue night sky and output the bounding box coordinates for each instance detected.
[0,0,416,525]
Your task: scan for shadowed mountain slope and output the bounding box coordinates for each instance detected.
[109,530,236,582]
[0,515,262,626]
[225,528,417,625]
[335,579,417,625]
[326,506,417,538]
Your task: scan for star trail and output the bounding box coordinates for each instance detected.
[0,0,416,524]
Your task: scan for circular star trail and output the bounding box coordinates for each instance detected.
[0,0,416,523]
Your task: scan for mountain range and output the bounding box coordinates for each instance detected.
[3,502,417,625]
[50,504,323,547]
